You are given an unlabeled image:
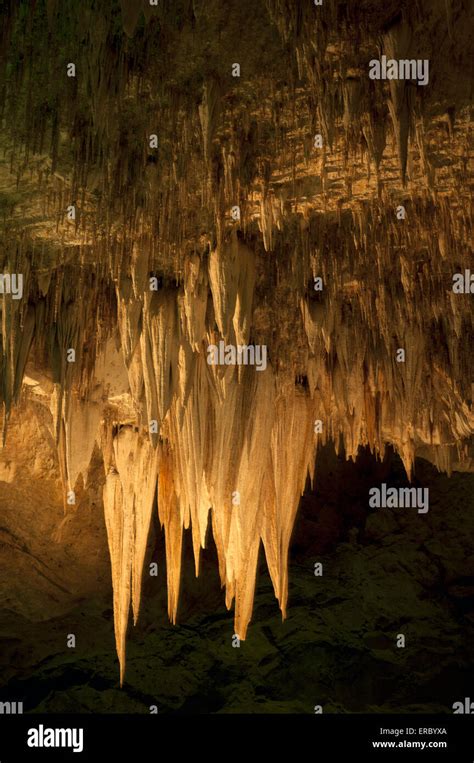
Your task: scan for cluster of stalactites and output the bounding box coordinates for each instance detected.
[1,175,472,680]
[0,237,115,447]
[45,202,471,680]
[1,0,469,281]
[0,0,472,683]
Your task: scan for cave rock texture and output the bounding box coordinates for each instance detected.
[0,0,472,681]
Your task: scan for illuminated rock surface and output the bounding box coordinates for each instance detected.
[0,0,472,685]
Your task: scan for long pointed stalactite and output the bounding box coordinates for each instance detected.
[0,0,472,681]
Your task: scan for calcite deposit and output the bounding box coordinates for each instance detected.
[0,0,472,681]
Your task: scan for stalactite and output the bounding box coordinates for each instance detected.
[0,0,472,683]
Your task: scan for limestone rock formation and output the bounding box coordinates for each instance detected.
[0,0,472,681]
